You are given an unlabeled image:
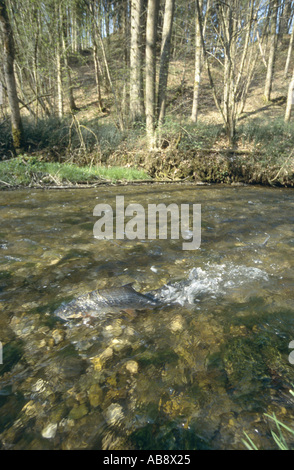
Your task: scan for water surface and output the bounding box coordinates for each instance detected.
[0,184,294,450]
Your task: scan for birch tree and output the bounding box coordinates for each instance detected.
[191,0,210,123]
[264,0,279,102]
[130,0,144,122]
[157,0,175,127]
[285,67,294,121]
[284,10,294,77]
[145,0,159,148]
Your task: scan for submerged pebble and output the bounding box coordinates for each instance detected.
[41,423,58,439]
[31,379,47,394]
[51,329,65,345]
[88,384,103,408]
[68,404,89,420]
[169,314,185,332]
[125,360,139,374]
[104,404,124,426]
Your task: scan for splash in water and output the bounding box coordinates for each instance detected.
[153,263,269,306]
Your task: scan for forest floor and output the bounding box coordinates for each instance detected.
[1,39,294,188]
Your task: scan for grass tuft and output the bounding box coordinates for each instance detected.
[0,155,150,187]
[242,389,294,450]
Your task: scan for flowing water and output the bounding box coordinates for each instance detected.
[0,184,293,450]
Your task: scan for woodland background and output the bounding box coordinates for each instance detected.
[0,0,294,185]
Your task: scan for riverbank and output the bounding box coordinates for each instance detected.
[0,150,293,190]
[1,104,294,190]
[108,147,294,187]
[0,155,151,190]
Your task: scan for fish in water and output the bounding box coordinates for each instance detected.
[54,268,208,321]
[54,265,270,321]
[54,284,160,321]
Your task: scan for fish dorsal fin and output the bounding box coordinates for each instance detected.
[123,282,135,288]
[122,282,137,292]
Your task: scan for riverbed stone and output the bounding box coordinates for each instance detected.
[51,329,65,345]
[88,384,103,408]
[125,360,139,374]
[169,314,185,332]
[104,403,124,426]
[41,423,58,439]
[68,403,89,420]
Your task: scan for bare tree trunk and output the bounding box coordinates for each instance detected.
[14,63,36,119]
[0,0,24,153]
[103,0,110,46]
[55,2,63,119]
[195,0,257,144]
[63,51,78,113]
[61,8,78,113]
[279,0,292,35]
[191,0,210,122]
[84,0,124,130]
[145,0,159,149]
[264,0,278,102]
[191,0,203,123]
[285,67,294,122]
[56,40,63,118]
[88,0,103,111]
[99,30,125,130]
[195,0,224,121]
[130,0,144,122]
[72,5,78,53]
[121,0,129,120]
[157,0,175,126]
[22,67,51,117]
[93,39,104,111]
[284,19,294,78]
[218,0,236,143]
[256,30,268,68]
[32,8,40,121]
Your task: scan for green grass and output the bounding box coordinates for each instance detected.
[238,117,294,163]
[0,155,151,187]
[242,390,294,450]
[243,413,294,450]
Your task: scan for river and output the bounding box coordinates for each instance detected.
[0,184,294,450]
